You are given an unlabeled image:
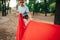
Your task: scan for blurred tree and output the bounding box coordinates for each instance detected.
[34,2,40,13]
[44,0,48,16]
[6,0,10,14]
[49,2,56,13]
[26,0,56,15]
[54,0,60,25]
[39,2,45,13]
[48,0,56,13]
[48,0,56,4]
[2,0,6,16]
[0,1,2,11]
[26,3,32,11]
[29,0,36,15]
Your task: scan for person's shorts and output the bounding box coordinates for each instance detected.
[23,15,28,19]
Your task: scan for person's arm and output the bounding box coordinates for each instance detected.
[16,6,20,16]
[27,12,32,20]
[16,12,19,16]
[26,6,32,20]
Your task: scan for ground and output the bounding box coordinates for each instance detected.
[0,13,54,40]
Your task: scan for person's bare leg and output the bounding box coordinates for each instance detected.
[24,19,30,25]
[24,19,28,25]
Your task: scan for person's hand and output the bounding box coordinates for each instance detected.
[16,13,19,16]
[29,17,33,20]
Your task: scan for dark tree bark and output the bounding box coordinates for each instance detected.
[44,0,47,16]
[2,0,6,16]
[54,0,60,25]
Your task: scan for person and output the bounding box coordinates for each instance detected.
[17,0,32,25]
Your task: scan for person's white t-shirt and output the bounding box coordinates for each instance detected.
[17,5,29,16]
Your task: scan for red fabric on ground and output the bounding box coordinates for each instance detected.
[22,20,60,40]
[16,14,26,40]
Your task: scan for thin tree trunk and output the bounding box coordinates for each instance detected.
[44,0,47,16]
[2,0,6,16]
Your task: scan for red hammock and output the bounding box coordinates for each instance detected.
[16,14,60,40]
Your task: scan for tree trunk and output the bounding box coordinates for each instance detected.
[2,0,6,16]
[54,0,60,25]
[44,0,47,16]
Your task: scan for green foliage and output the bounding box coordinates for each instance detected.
[48,0,56,4]
[34,2,40,13]
[39,2,45,13]
[27,0,36,12]
[26,4,33,12]
[49,2,56,13]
